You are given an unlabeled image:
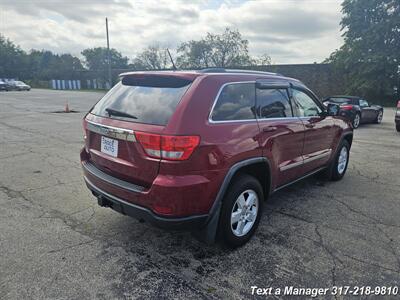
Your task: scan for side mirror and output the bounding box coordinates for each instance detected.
[327,103,340,116]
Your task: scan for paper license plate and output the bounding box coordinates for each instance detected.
[101,136,118,157]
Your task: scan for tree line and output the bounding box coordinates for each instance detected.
[0,28,271,85]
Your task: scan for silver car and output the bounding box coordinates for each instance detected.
[10,81,31,91]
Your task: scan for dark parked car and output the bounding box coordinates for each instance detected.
[0,80,11,91]
[81,69,353,247]
[323,96,383,128]
[395,100,400,132]
[9,81,31,91]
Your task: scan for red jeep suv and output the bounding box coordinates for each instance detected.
[81,69,353,247]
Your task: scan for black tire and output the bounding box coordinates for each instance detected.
[375,110,383,124]
[396,123,400,132]
[352,113,361,129]
[324,140,350,181]
[218,174,263,248]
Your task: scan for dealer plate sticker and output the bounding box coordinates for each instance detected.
[101,136,118,157]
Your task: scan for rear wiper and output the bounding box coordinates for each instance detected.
[105,108,137,119]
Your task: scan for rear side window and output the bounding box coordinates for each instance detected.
[90,76,192,126]
[256,89,292,118]
[211,83,256,121]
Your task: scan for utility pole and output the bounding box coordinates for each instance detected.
[106,17,112,89]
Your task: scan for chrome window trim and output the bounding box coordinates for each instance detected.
[257,116,306,122]
[208,116,315,125]
[208,81,256,124]
[86,120,136,142]
[208,81,319,124]
[208,118,258,124]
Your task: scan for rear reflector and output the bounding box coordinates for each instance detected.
[340,104,353,110]
[135,132,200,161]
[152,204,174,215]
[397,100,400,108]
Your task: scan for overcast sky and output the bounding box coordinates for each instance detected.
[0,0,344,64]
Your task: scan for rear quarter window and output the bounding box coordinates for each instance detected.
[211,83,256,121]
[90,76,191,126]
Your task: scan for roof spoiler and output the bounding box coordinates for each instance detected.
[198,68,282,76]
[121,74,192,88]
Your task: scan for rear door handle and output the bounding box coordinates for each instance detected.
[305,123,315,128]
[262,126,277,132]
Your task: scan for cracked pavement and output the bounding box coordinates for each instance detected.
[0,89,399,299]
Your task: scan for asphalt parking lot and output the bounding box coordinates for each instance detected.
[1,89,399,299]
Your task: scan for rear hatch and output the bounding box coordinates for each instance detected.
[84,74,194,188]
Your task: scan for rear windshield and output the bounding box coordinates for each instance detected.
[328,98,351,104]
[90,76,192,126]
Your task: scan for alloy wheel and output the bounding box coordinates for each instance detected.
[337,146,348,174]
[377,111,383,123]
[353,114,360,128]
[230,189,259,237]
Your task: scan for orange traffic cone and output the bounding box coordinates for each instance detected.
[65,101,70,113]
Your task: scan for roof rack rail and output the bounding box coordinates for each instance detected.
[198,68,282,76]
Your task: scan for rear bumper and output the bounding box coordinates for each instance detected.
[80,147,222,229]
[84,176,209,230]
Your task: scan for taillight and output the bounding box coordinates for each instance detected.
[135,132,200,161]
[161,135,200,160]
[397,100,400,108]
[340,104,353,110]
[134,132,161,158]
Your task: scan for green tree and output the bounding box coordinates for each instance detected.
[176,28,255,68]
[81,47,128,86]
[81,47,129,71]
[0,35,86,81]
[28,50,84,80]
[327,0,400,104]
[0,34,29,78]
[250,53,272,66]
[131,45,170,70]
[177,40,213,68]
